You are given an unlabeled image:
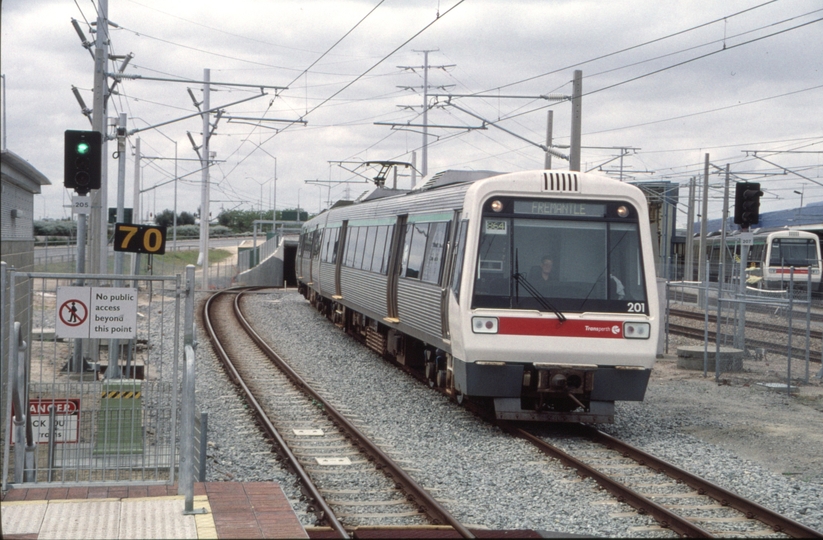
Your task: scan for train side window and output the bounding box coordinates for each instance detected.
[451,220,468,299]
[322,228,338,263]
[421,222,449,284]
[361,226,378,271]
[307,230,313,258]
[344,227,359,267]
[312,229,322,260]
[353,226,368,269]
[381,225,394,274]
[749,243,764,264]
[371,225,388,273]
[331,229,340,264]
[321,230,330,262]
[401,223,429,279]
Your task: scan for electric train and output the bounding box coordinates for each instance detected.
[700,228,821,290]
[296,170,660,423]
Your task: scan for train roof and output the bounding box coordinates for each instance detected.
[701,227,819,239]
[415,169,504,191]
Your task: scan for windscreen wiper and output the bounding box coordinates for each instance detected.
[512,272,567,322]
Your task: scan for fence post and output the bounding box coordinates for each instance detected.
[787,268,794,396]
[181,265,205,514]
[11,321,35,483]
[703,260,710,377]
[805,267,811,383]
[0,261,8,490]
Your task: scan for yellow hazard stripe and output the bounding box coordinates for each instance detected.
[100,391,141,399]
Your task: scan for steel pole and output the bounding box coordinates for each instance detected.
[569,70,582,172]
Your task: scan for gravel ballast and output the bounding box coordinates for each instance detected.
[194,289,823,536]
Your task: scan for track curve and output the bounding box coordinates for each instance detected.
[203,288,474,538]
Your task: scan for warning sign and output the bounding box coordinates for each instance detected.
[89,288,138,339]
[56,287,91,338]
[56,287,138,339]
[12,399,80,444]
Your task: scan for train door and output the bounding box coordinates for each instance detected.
[336,221,348,296]
[310,228,322,286]
[296,230,307,281]
[440,210,462,338]
[385,215,407,320]
[283,242,298,287]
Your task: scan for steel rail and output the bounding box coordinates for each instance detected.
[667,322,822,364]
[670,308,823,343]
[587,428,823,539]
[499,423,713,538]
[232,290,475,539]
[203,289,350,539]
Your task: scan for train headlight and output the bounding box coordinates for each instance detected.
[616,205,630,218]
[472,316,499,334]
[623,321,650,339]
[490,200,504,212]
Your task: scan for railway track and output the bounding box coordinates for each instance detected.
[203,288,473,538]
[505,425,823,538]
[667,316,822,364]
[382,326,822,537]
[668,293,823,324]
[669,308,823,343]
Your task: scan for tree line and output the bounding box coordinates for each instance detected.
[35,207,309,237]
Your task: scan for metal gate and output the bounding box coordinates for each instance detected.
[1,266,194,489]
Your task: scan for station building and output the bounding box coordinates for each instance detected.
[1,148,51,435]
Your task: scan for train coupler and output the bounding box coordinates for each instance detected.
[493,398,614,423]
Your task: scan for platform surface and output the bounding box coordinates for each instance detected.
[1,482,307,539]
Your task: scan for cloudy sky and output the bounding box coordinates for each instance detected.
[2,0,822,225]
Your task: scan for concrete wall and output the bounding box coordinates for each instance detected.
[236,252,284,287]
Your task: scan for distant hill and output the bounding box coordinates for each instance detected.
[690,201,823,236]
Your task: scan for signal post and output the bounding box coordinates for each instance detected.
[733,180,764,350]
[64,129,102,372]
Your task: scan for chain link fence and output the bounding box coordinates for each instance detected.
[666,262,822,389]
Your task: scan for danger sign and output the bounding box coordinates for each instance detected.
[12,399,80,445]
[56,286,138,339]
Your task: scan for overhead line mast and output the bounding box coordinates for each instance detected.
[397,49,454,179]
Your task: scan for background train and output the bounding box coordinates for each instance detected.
[699,229,821,291]
[296,170,660,423]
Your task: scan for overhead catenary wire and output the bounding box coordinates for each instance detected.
[475,0,780,94]
[64,0,821,220]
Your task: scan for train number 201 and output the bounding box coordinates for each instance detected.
[627,302,645,313]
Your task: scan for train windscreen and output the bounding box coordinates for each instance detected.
[769,238,819,267]
[471,198,648,314]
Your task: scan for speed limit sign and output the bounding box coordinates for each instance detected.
[113,223,167,254]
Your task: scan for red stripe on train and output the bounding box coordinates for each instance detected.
[498,317,623,338]
[774,268,810,274]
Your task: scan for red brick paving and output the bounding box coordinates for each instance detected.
[204,482,307,539]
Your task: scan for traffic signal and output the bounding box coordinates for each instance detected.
[64,130,102,193]
[733,182,763,228]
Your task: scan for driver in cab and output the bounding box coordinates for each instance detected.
[529,255,556,294]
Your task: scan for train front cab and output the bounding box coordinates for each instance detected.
[448,176,659,423]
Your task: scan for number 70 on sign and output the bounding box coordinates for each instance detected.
[113,223,167,254]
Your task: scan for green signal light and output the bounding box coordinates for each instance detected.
[76,142,90,155]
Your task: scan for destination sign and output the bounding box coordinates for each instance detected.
[514,200,606,217]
